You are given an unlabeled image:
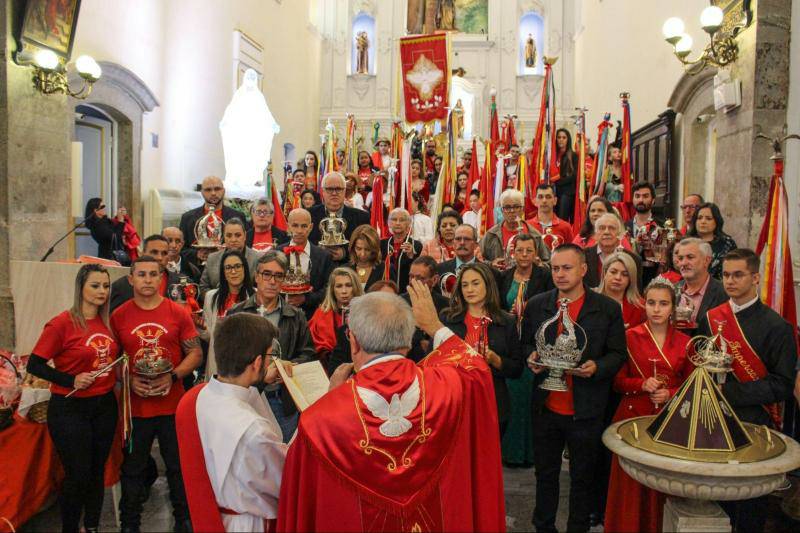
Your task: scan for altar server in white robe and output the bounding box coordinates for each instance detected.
[176,312,288,532]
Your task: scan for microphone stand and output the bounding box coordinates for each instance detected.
[40,219,87,262]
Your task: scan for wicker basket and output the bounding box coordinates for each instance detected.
[27,401,48,423]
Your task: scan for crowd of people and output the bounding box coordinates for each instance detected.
[27,137,800,532]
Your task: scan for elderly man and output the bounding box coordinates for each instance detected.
[309,172,371,262]
[481,189,549,267]
[163,227,202,283]
[680,193,704,235]
[277,208,333,318]
[179,176,245,250]
[246,197,289,252]
[379,208,422,293]
[674,237,728,332]
[438,224,480,278]
[228,251,316,442]
[277,285,506,532]
[199,218,262,296]
[584,213,642,289]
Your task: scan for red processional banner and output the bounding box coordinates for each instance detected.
[400,34,450,124]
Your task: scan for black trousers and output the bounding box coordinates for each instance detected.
[556,193,576,224]
[120,415,188,529]
[531,408,604,532]
[47,391,118,533]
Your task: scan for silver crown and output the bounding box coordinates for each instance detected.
[688,324,733,383]
[318,213,349,247]
[534,298,588,391]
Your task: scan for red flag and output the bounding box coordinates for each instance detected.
[462,138,480,214]
[270,178,287,231]
[489,90,500,144]
[480,140,495,235]
[370,175,389,239]
[620,93,633,204]
[400,34,450,124]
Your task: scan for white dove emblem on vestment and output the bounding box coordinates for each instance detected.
[405,55,444,101]
[357,377,420,438]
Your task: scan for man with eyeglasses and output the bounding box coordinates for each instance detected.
[277,208,333,318]
[228,251,315,442]
[679,193,704,235]
[309,172,370,262]
[246,197,289,252]
[480,189,549,268]
[697,248,796,532]
[179,176,245,250]
[199,218,262,297]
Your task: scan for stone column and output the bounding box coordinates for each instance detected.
[0,0,73,350]
[713,0,792,246]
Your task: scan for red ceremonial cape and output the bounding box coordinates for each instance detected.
[605,323,690,533]
[277,335,505,532]
[706,302,782,427]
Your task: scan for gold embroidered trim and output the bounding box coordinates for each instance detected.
[351,368,431,472]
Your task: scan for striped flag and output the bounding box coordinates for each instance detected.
[526,59,557,217]
[480,139,495,235]
[591,114,614,195]
[572,110,588,232]
[755,156,797,331]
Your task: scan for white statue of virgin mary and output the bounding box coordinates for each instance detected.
[219,68,281,189]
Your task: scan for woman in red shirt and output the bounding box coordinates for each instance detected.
[309,267,363,363]
[605,278,691,532]
[596,251,646,329]
[27,264,120,533]
[202,250,254,378]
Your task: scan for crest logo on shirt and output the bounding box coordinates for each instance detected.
[130,323,169,365]
[86,333,114,374]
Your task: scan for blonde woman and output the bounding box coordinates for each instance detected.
[308,267,363,361]
[348,224,387,290]
[597,251,646,329]
[27,264,120,533]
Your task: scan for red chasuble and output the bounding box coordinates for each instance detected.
[706,302,782,427]
[277,335,505,532]
[604,323,690,533]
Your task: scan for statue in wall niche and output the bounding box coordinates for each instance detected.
[435,0,456,31]
[525,34,537,68]
[356,31,369,74]
[453,99,464,139]
[219,68,280,190]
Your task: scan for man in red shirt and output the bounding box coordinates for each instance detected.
[522,244,626,531]
[527,183,574,250]
[112,255,203,533]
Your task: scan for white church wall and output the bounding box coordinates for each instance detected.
[573,0,707,132]
[73,0,322,195]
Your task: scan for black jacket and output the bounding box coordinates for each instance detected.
[584,245,643,290]
[227,295,316,416]
[246,226,289,249]
[86,217,123,260]
[498,265,554,310]
[697,300,796,426]
[178,205,246,250]
[521,288,627,420]
[276,242,334,318]
[175,253,203,284]
[110,271,184,312]
[379,237,423,293]
[308,204,371,245]
[440,310,523,425]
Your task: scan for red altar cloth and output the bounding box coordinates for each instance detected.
[0,414,123,532]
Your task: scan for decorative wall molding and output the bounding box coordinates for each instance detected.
[351,0,376,17]
[71,61,160,113]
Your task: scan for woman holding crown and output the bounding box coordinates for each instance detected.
[604,277,692,532]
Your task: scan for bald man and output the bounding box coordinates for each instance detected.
[179,176,248,250]
[277,208,334,318]
[162,227,202,283]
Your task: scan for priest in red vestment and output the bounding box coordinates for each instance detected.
[277,281,506,532]
[605,278,691,532]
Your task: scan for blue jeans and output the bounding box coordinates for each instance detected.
[267,393,299,443]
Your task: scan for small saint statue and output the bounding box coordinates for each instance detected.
[525,34,537,68]
[435,0,456,31]
[356,31,369,74]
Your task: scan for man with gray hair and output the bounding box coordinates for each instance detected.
[584,212,642,289]
[380,207,423,293]
[246,197,288,252]
[674,237,728,331]
[309,172,370,251]
[277,282,506,531]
